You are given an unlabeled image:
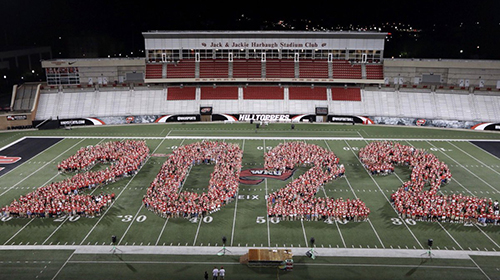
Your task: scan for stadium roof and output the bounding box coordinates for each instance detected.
[142,30,388,40]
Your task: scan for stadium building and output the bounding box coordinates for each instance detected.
[3,31,500,130]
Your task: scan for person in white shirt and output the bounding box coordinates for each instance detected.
[212,267,219,280]
[219,267,225,280]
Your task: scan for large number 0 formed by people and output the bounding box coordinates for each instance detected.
[2,140,498,225]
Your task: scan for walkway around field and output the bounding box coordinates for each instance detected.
[2,245,500,259]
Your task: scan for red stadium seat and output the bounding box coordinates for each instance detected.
[332,60,362,79]
[331,87,361,101]
[167,87,196,100]
[200,86,238,99]
[233,59,262,78]
[266,59,295,78]
[299,60,329,79]
[289,87,327,100]
[145,64,163,79]
[166,60,195,78]
[243,86,284,99]
[366,64,384,80]
[199,59,229,78]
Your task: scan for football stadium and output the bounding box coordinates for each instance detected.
[1,30,500,280]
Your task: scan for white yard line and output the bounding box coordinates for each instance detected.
[406,140,500,250]
[391,170,465,251]
[324,140,384,248]
[344,140,423,249]
[80,138,167,245]
[232,137,245,244]
[3,219,34,245]
[300,219,309,248]
[230,189,239,247]
[154,139,186,246]
[119,136,176,246]
[51,250,76,280]
[468,256,492,280]
[437,222,464,250]
[0,139,85,197]
[0,137,61,179]
[24,135,500,142]
[317,140,347,248]
[320,183,347,248]
[426,141,499,193]
[447,141,500,176]
[192,216,203,246]
[118,205,144,245]
[263,139,271,248]
[473,225,500,249]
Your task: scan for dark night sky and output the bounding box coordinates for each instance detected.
[1,0,500,59]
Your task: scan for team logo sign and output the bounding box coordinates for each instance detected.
[416,119,426,126]
[238,168,295,185]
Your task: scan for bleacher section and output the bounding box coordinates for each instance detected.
[332,60,362,79]
[366,64,384,80]
[243,86,284,99]
[12,84,39,111]
[265,59,295,78]
[34,87,500,123]
[167,87,196,100]
[289,87,327,100]
[474,94,500,121]
[299,60,329,79]
[166,60,196,78]
[233,59,262,78]
[331,87,362,101]
[199,60,229,78]
[145,59,384,82]
[145,64,163,79]
[200,86,238,100]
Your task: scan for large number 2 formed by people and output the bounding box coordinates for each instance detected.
[2,140,498,226]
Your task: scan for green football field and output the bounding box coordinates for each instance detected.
[0,123,499,280]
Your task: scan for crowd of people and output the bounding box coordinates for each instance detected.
[265,142,370,223]
[1,140,149,218]
[143,141,243,218]
[359,141,500,225]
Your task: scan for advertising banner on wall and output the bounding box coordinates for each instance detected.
[471,122,500,131]
[32,113,498,131]
[212,114,314,122]
[368,117,480,129]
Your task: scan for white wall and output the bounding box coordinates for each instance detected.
[35,88,500,122]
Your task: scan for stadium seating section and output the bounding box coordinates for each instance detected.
[332,60,362,79]
[289,87,327,100]
[366,64,384,80]
[233,59,262,78]
[199,60,229,78]
[200,86,238,100]
[243,86,284,99]
[145,64,162,79]
[265,59,295,78]
[146,59,384,81]
[166,60,196,78]
[331,87,362,101]
[299,60,329,79]
[167,87,196,100]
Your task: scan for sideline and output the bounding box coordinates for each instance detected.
[23,135,500,142]
[2,245,500,259]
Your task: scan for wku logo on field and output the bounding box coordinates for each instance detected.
[0,156,21,164]
[239,168,295,185]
